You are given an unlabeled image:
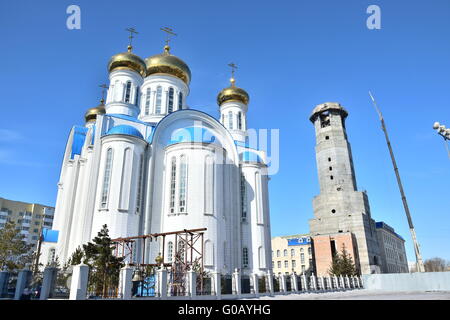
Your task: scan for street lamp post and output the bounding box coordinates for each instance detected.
[432,122,450,159]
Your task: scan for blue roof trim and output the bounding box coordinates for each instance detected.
[105,125,144,139]
[42,228,59,243]
[240,150,264,164]
[71,126,88,159]
[375,221,405,241]
[168,127,217,145]
[108,114,148,125]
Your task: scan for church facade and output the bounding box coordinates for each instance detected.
[51,41,272,277]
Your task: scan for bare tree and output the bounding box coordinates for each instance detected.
[424,257,449,272]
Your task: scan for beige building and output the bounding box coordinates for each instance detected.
[0,197,55,250]
[375,222,408,273]
[271,234,314,275]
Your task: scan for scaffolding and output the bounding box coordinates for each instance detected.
[111,228,206,296]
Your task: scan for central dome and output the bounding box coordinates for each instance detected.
[145,45,191,85]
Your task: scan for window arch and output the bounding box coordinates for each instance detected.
[101,148,113,208]
[179,155,187,213]
[291,249,295,256]
[168,87,174,113]
[276,250,280,257]
[169,157,176,213]
[124,81,132,103]
[283,249,287,257]
[144,87,151,115]
[242,247,249,267]
[155,86,162,114]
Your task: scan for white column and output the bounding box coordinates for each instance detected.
[345,275,350,288]
[339,275,345,289]
[69,264,89,300]
[327,275,333,290]
[119,264,133,299]
[14,269,31,300]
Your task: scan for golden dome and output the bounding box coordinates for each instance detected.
[85,99,106,123]
[145,45,191,85]
[217,78,250,106]
[108,45,146,77]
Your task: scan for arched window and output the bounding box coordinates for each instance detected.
[178,92,183,110]
[48,248,56,264]
[101,148,113,208]
[300,248,304,253]
[135,86,139,106]
[179,155,187,213]
[124,81,132,103]
[155,86,162,114]
[242,247,249,267]
[168,241,173,263]
[228,111,233,129]
[178,240,185,262]
[240,172,247,220]
[283,249,287,257]
[204,155,214,214]
[144,88,151,115]
[169,157,176,213]
[277,250,280,257]
[291,249,295,256]
[119,148,132,210]
[300,253,305,263]
[168,87,174,113]
[136,154,144,213]
[238,112,242,130]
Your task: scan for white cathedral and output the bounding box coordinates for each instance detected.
[50,40,272,277]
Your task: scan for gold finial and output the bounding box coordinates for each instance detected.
[160,27,177,54]
[99,84,108,103]
[126,27,139,52]
[228,62,238,87]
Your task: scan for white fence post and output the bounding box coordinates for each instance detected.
[292,273,298,292]
[302,273,308,291]
[252,273,259,297]
[310,273,317,291]
[157,268,168,298]
[69,264,89,300]
[119,264,133,299]
[187,270,196,298]
[212,272,221,299]
[232,269,241,296]
[40,267,58,300]
[14,269,32,300]
[279,273,287,293]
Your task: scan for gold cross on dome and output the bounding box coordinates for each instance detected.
[99,84,108,102]
[126,27,139,48]
[160,26,177,47]
[228,62,238,78]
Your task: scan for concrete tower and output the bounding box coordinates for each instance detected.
[308,102,381,275]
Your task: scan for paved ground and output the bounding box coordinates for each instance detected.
[243,289,450,300]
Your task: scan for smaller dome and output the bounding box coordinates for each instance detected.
[105,125,144,139]
[108,45,146,77]
[217,78,249,106]
[145,45,191,85]
[85,99,106,123]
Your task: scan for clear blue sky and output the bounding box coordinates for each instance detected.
[0,0,449,262]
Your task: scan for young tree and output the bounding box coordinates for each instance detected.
[0,221,34,271]
[328,244,357,276]
[67,246,84,266]
[82,225,123,296]
[424,257,449,272]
